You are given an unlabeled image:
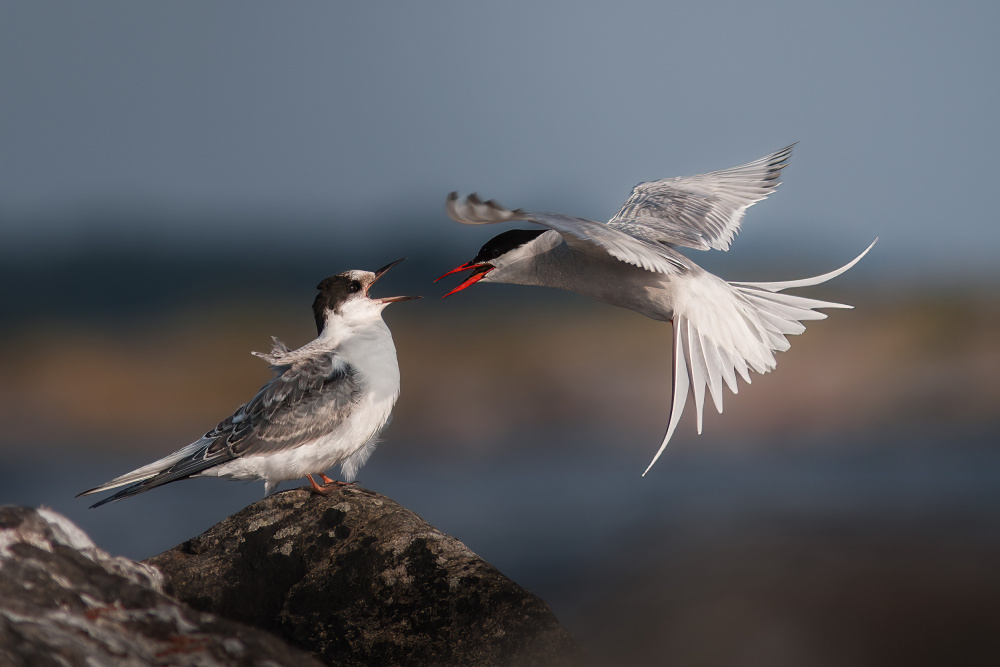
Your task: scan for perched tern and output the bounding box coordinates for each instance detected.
[437,146,876,475]
[79,259,420,507]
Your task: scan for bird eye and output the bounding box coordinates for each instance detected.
[491,248,502,259]
[348,281,361,293]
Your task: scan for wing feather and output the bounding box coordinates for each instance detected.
[226,355,361,458]
[81,352,361,506]
[447,192,691,275]
[609,145,794,251]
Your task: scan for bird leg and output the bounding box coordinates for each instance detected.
[306,474,332,496]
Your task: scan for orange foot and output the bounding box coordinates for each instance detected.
[306,474,332,496]
[319,472,357,487]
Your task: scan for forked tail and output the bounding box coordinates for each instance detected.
[642,239,877,475]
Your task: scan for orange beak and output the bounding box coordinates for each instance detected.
[435,262,494,298]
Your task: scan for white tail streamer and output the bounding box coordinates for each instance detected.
[642,239,877,476]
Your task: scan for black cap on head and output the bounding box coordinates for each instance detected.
[312,274,364,334]
[473,229,546,264]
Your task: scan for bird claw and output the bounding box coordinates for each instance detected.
[307,473,357,495]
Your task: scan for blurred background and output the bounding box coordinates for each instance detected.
[2,2,998,665]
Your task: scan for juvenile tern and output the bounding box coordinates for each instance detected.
[79,259,420,507]
[437,146,876,475]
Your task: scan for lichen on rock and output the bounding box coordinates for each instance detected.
[0,505,324,667]
[147,485,583,667]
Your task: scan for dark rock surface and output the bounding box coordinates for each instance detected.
[147,485,582,667]
[0,505,325,667]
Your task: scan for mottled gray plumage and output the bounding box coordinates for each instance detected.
[224,353,362,458]
[88,356,361,506]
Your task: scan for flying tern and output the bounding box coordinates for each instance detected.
[79,259,420,507]
[437,146,876,475]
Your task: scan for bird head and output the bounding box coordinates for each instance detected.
[436,229,546,297]
[313,258,420,334]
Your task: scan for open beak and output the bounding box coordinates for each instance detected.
[370,258,422,305]
[435,261,494,298]
[378,295,421,304]
[374,258,406,281]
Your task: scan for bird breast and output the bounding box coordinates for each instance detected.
[338,320,402,408]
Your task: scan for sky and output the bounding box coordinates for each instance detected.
[2,1,998,283]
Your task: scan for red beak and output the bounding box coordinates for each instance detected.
[435,262,493,298]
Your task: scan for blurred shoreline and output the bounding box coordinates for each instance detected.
[2,273,997,458]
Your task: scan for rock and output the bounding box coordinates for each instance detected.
[147,485,583,667]
[0,505,325,667]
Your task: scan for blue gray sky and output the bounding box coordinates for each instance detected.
[2,1,997,283]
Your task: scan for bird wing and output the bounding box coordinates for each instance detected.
[80,352,362,506]
[219,353,362,458]
[608,145,794,252]
[446,192,691,275]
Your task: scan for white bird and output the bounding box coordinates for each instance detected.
[79,259,420,507]
[437,146,876,475]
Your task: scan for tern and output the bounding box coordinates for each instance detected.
[437,146,876,475]
[79,259,420,507]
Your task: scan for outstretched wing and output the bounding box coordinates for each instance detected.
[609,145,794,252]
[446,192,691,275]
[80,353,362,506]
